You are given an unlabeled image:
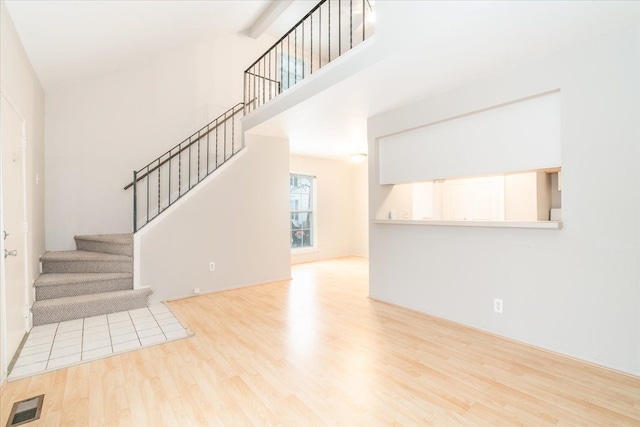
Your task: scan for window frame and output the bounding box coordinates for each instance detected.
[279,53,307,91]
[290,172,317,252]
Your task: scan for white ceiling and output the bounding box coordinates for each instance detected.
[4,0,276,90]
[5,1,640,160]
[248,1,640,159]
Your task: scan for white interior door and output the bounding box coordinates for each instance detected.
[1,95,29,374]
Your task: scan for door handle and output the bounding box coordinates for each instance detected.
[2,231,8,240]
[4,249,17,258]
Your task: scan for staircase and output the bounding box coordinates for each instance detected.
[32,233,151,326]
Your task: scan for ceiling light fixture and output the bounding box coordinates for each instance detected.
[350,153,368,163]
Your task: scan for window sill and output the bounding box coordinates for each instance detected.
[372,219,562,229]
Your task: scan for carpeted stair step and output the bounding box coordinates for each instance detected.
[31,288,153,326]
[34,272,133,300]
[41,250,133,274]
[75,233,133,256]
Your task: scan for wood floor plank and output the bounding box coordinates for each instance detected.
[1,257,639,426]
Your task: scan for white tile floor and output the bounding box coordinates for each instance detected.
[9,303,192,381]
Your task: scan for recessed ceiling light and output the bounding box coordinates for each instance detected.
[350,153,367,163]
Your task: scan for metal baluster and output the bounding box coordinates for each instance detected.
[269,50,272,101]
[168,148,172,205]
[207,125,210,175]
[350,0,353,49]
[302,21,305,79]
[224,111,227,161]
[133,170,137,232]
[178,143,182,197]
[287,33,290,89]
[257,61,261,107]
[328,0,331,62]
[253,65,256,110]
[362,0,365,42]
[339,0,342,55]
[188,137,192,189]
[294,26,297,88]
[311,13,313,73]
[157,158,161,215]
[319,7,322,69]
[146,165,150,226]
[215,119,219,168]
[197,131,201,182]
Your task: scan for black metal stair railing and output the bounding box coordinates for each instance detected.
[127,0,374,232]
[125,102,247,232]
[244,0,375,113]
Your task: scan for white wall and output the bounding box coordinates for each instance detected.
[352,160,369,257]
[45,33,275,250]
[0,1,46,384]
[378,91,561,185]
[368,25,640,375]
[137,134,291,303]
[289,155,368,264]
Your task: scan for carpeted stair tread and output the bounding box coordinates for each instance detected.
[74,233,133,244]
[41,250,131,262]
[41,250,133,274]
[34,272,132,287]
[34,288,151,306]
[35,232,146,324]
[32,288,152,326]
[74,233,133,256]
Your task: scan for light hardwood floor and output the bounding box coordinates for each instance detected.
[1,257,639,426]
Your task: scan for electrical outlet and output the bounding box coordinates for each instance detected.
[209,262,215,271]
[493,298,503,314]
[193,288,200,294]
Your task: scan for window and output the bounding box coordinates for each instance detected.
[280,54,306,91]
[290,173,315,249]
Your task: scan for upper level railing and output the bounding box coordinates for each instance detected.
[125,102,247,232]
[244,0,375,113]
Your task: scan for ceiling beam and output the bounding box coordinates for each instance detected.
[246,0,295,39]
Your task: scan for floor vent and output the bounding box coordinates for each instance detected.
[6,395,44,426]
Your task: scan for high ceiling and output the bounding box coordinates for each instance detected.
[3,0,316,91]
[5,1,640,159]
[247,0,640,158]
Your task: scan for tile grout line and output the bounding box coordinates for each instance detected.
[150,307,169,340]
[80,317,85,361]
[44,322,61,369]
[106,315,114,354]
[8,308,191,381]
[128,310,143,348]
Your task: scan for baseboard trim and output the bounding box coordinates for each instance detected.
[162,275,293,303]
[368,296,640,380]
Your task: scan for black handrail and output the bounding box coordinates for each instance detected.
[129,101,252,232]
[124,103,244,190]
[129,0,375,232]
[245,0,328,72]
